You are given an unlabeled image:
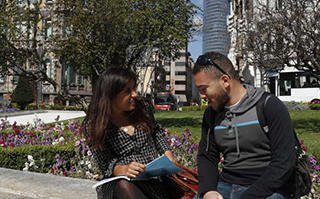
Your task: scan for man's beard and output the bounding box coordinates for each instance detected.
[212,86,230,111]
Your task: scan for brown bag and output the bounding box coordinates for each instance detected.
[163,162,198,199]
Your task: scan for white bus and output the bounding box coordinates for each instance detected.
[267,68,320,103]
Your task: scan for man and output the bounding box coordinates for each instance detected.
[193,52,296,199]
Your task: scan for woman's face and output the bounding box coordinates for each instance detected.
[112,79,138,113]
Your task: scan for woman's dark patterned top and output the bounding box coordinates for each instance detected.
[86,100,171,178]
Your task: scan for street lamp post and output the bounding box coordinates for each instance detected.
[36,42,43,109]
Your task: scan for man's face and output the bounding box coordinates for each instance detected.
[194,70,230,111]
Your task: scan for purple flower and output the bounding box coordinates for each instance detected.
[187,131,192,136]
[316,165,320,171]
[56,158,62,167]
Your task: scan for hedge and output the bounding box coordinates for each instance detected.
[182,105,208,111]
[0,144,75,172]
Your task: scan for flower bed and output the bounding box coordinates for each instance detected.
[0,116,319,198]
[0,108,20,113]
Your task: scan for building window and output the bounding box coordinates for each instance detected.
[45,59,51,78]
[165,71,171,75]
[180,52,187,57]
[175,81,186,85]
[0,75,6,84]
[45,19,53,37]
[175,62,185,66]
[175,71,186,75]
[43,94,50,103]
[175,90,186,94]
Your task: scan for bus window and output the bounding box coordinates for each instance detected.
[310,77,319,87]
[280,79,291,96]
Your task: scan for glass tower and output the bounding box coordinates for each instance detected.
[202,0,230,55]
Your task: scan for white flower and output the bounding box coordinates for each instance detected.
[59,137,64,142]
[27,155,33,161]
[23,162,30,171]
[75,140,80,146]
[85,160,90,165]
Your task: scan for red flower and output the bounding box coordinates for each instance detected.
[299,140,304,146]
[63,171,68,176]
[302,146,308,152]
[9,143,15,147]
[0,140,6,148]
[185,128,190,132]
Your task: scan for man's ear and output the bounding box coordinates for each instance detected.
[219,74,230,88]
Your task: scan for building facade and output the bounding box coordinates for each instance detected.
[202,0,231,55]
[137,48,194,106]
[0,0,92,106]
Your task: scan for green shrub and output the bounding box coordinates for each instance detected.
[0,144,75,172]
[25,104,82,111]
[0,100,11,108]
[11,75,35,110]
[308,104,320,110]
[282,101,310,110]
[11,103,19,108]
[182,105,208,111]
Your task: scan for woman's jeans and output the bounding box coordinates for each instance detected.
[193,181,290,199]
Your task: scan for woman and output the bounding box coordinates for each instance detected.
[82,67,175,199]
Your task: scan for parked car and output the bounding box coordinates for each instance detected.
[154,93,178,111]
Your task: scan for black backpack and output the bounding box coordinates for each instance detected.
[256,92,312,198]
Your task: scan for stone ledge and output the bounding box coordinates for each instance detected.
[0,110,48,118]
[0,167,97,199]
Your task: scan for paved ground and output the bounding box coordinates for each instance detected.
[4,110,86,125]
[0,167,97,199]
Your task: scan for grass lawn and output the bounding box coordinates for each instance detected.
[155,109,320,155]
[58,109,320,155]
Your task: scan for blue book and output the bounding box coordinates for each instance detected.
[92,155,182,189]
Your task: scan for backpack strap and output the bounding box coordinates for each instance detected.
[256,92,302,150]
[256,92,271,134]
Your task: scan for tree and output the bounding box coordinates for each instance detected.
[0,0,200,111]
[53,0,200,87]
[243,0,320,79]
[11,75,35,110]
[0,0,58,108]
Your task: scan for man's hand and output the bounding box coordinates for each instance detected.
[203,191,224,199]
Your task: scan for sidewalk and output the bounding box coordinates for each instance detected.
[0,167,97,199]
[3,110,86,125]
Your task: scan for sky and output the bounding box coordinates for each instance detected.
[188,0,204,61]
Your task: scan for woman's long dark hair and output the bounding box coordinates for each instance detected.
[82,67,153,150]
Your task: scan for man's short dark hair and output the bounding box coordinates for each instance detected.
[193,52,238,80]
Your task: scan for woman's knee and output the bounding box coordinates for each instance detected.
[114,180,133,192]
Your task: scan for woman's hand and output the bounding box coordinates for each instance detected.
[164,150,178,164]
[125,162,146,178]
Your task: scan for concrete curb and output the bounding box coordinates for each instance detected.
[0,167,97,199]
[0,110,48,118]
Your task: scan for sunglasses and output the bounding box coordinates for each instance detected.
[196,55,231,78]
